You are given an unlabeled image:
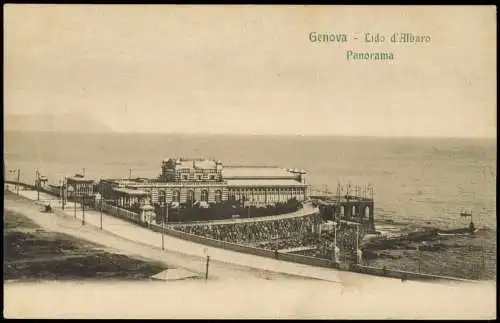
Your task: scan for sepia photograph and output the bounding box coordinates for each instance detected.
[3,4,496,319]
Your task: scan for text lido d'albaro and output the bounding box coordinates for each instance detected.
[308,32,432,61]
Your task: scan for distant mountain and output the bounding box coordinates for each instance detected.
[4,113,114,133]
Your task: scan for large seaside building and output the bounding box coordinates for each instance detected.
[99,158,309,208]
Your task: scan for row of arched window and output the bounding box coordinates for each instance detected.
[336,205,372,217]
[157,189,223,203]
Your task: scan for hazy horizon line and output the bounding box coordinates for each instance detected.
[3,129,496,140]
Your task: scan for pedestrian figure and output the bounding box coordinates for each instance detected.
[275,249,279,260]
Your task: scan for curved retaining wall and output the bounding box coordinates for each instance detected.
[148,220,474,282]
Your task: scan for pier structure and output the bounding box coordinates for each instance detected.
[310,183,375,233]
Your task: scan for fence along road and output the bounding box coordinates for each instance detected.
[5,185,402,285]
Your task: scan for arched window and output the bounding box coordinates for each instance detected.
[201,190,208,202]
[187,190,195,202]
[215,190,222,203]
[159,190,166,203]
[364,206,370,218]
[173,190,180,203]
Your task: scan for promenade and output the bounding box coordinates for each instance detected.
[5,184,389,284]
[3,184,481,285]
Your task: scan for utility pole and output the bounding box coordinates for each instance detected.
[59,180,63,207]
[148,205,152,229]
[205,255,210,281]
[481,238,486,273]
[82,194,85,226]
[129,168,132,179]
[356,224,361,264]
[36,169,40,201]
[417,245,422,273]
[161,202,165,250]
[74,196,77,218]
[83,168,85,177]
[63,177,67,210]
[16,168,20,195]
[100,198,103,230]
[166,202,169,226]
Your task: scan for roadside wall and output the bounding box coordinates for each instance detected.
[102,204,141,223]
[349,264,474,282]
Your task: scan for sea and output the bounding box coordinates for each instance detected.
[3,131,497,280]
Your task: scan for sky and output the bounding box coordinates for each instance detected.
[4,5,497,137]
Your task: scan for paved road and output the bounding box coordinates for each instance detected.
[5,186,461,287]
[5,192,315,282]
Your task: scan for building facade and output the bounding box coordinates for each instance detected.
[66,175,95,199]
[100,158,309,207]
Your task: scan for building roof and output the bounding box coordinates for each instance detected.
[112,187,149,196]
[222,167,298,179]
[194,160,217,169]
[174,159,217,170]
[226,179,307,187]
[104,178,151,185]
[67,176,94,184]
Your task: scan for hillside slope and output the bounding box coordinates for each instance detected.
[4,113,113,133]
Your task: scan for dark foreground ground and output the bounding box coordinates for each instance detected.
[3,209,169,281]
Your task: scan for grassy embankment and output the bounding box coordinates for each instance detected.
[4,206,169,281]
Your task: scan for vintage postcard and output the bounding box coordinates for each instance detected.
[3,4,496,319]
